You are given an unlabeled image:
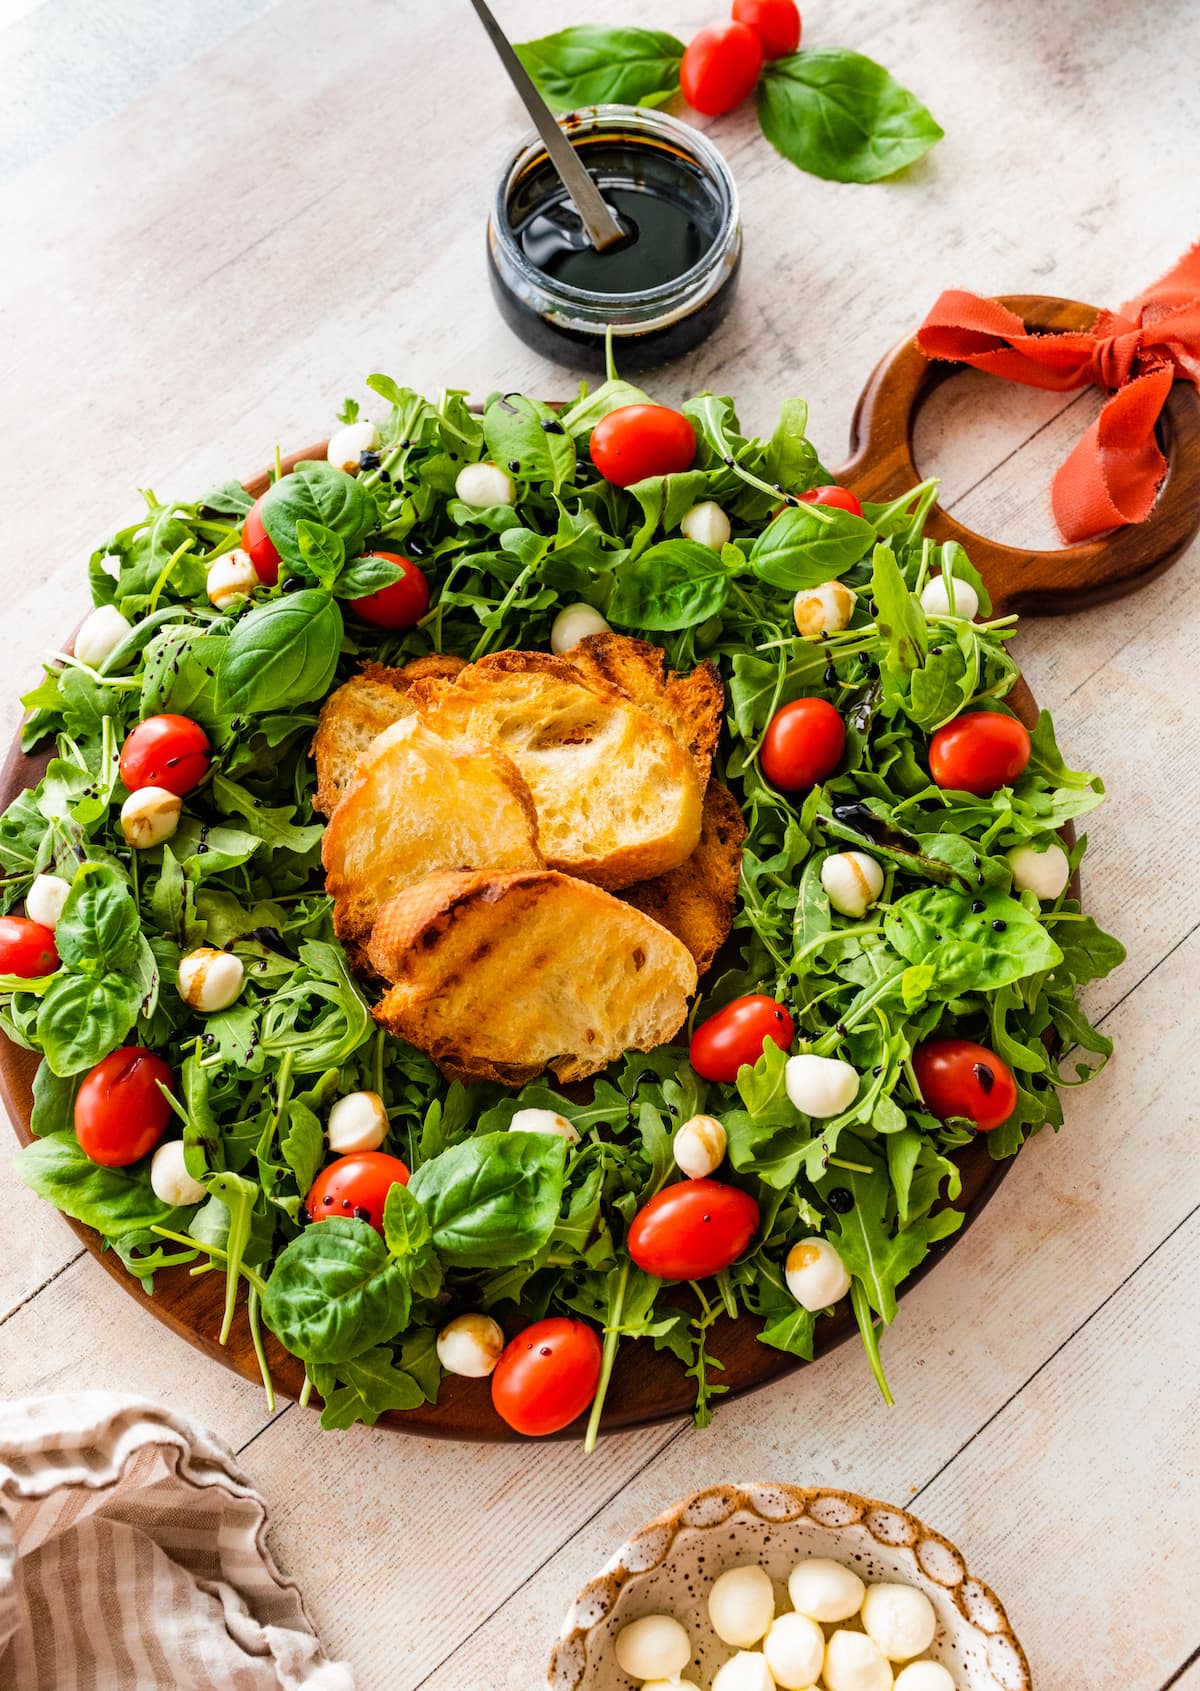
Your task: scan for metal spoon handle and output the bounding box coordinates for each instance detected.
[468,0,627,252]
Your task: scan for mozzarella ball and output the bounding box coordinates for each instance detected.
[787,1558,865,1624]
[436,1312,505,1378]
[327,418,379,473]
[861,1584,937,1662]
[455,460,517,508]
[785,1237,852,1312]
[207,548,259,610]
[680,500,731,551]
[643,1681,701,1690]
[327,1090,388,1154]
[674,1113,727,1179]
[712,1651,776,1691]
[120,786,181,849]
[613,1615,691,1682]
[784,1054,859,1119]
[793,580,856,638]
[73,603,133,669]
[550,602,610,653]
[823,1629,893,1691]
[150,1140,207,1207]
[762,1611,825,1688]
[508,1107,580,1144]
[893,1663,956,1691]
[1007,841,1070,901]
[176,948,244,1014]
[820,850,885,918]
[708,1564,776,1648]
[919,573,979,621]
[25,873,70,930]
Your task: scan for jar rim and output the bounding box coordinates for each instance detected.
[489,104,740,312]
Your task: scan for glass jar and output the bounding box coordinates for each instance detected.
[487,105,742,372]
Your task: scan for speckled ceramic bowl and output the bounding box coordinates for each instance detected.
[548,1482,1031,1691]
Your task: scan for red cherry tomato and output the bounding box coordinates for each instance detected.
[760,697,845,792]
[928,712,1031,798]
[349,553,430,629]
[305,1151,411,1236]
[732,0,801,59]
[690,994,794,1083]
[119,715,211,797]
[628,1178,760,1282]
[491,1317,603,1437]
[74,1047,174,1167]
[0,916,58,978]
[242,492,281,586]
[589,404,697,489]
[680,20,764,115]
[913,1038,1017,1133]
[799,484,864,518]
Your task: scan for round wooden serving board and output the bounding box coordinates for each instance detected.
[0,299,1148,1438]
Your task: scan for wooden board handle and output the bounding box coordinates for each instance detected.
[836,293,1200,616]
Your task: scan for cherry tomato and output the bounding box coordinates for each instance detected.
[349,553,430,629]
[732,0,801,59]
[913,1038,1017,1133]
[242,492,281,586]
[628,1178,760,1282]
[75,1047,174,1167]
[680,20,764,115]
[799,484,864,518]
[119,715,211,797]
[589,404,697,488]
[491,1317,603,1437]
[0,916,58,978]
[690,994,794,1083]
[306,1150,410,1236]
[760,697,845,792]
[929,711,1031,798]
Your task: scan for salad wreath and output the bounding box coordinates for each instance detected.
[0,368,1124,1443]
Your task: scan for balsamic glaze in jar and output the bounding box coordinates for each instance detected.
[488,106,742,372]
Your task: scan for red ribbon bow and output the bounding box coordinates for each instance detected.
[916,241,1200,542]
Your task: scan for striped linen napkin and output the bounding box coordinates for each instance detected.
[0,1392,354,1690]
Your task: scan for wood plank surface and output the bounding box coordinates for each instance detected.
[1,1,1197,1687]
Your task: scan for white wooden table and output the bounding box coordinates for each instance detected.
[2,2,1198,1687]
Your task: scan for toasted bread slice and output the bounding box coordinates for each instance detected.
[323,716,542,949]
[567,632,724,784]
[621,782,746,976]
[367,868,698,1085]
[312,655,467,814]
[413,651,703,890]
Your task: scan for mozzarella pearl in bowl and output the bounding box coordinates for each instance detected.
[150,1139,207,1207]
[786,1557,864,1624]
[823,1628,893,1691]
[176,947,245,1013]
[614,1615,691,1681]
[711,1653,775,1691]
[793,580,856,637]
[861,1582,937,1660]
[708,1564,775,1648]
[784,1054,858,1119]
[762,1611,825,1688]
[73,603,133,668]
[25,873,70,930]
[894,1664,957,1691]
[327,1090,388,1153]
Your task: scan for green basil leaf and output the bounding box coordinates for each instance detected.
[608,540,730,631]
[758,49,943,184]
[262,1218,412,1365]
[409,1131,567,1268]
[883,886,1063,994]
[30,1060,82,1138]
[15,1130,181,1237]
[200,480,254,517]
[280,1101,324,1194]
[259,462,376,564]
[482,394,576,493]
[334,554,404,599]
[294,519,346,588]
[215,590,343,721]
[55,862,139,975]
[750,505,875,589]
[37,971,142,1075]
[514,25,684,111]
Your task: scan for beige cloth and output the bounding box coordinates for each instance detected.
[0,1393,354,1691]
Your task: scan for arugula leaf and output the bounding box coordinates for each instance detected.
[758,49,943,184]
[819,1140,963,1323]
[315,1347,426,1429]
[884,886,1063,994]
[514,25,684,111]
[482,394,576,493]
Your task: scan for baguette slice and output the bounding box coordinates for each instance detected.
[621,781,746,976]
[312,655,466,814]
[323,717,542,950]
[567,632,724,784]
[413,651,703,890]
[367,868,698,1085]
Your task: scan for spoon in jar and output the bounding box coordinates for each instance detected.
[467,0,627,252]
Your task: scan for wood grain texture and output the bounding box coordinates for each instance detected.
[0,0,1197,1685]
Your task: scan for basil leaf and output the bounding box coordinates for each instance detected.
[758,49,943,184]
[215,590,343,721]
[409,1131,566,1268]
[200,480,254,517]
[262,1218,412,1365]
[483,394,576,493]
[258,462,376,564]
[280,1101,324,1194]
[15,1130,181,1237]
[55,862,139,975]
[514,25,684,112]
[883,886,1063,994]
[294,519,346,589]
[334,554,404,599]
[37,971,142,1076]
[608,540,730,631]
[30,1061,82,1139]
[750,505,875,589]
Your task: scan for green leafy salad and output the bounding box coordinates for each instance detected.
[0,369,1124,1441]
